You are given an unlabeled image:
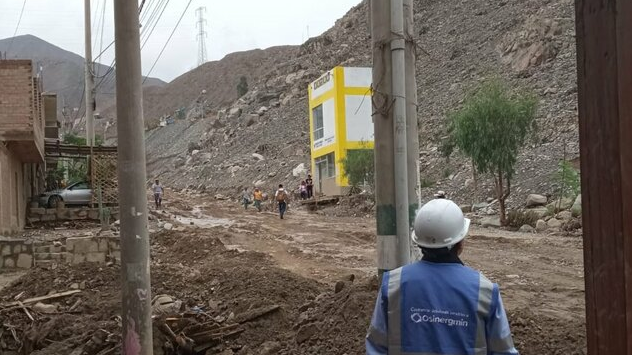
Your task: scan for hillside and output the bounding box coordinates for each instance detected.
[0,35,165,127]
[143,0,578,207]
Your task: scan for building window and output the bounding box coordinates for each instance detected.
[313,105,324,140]
[315,152,336,179]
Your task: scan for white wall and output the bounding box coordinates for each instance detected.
[313,98,336,150]
[345,95,374,142]
[343,67,372,88]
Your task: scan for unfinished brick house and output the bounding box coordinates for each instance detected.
[0,60,46,234]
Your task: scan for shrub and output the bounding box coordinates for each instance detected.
[340,148,374,193]
[554,160,580,198]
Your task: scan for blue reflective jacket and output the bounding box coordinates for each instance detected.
[366,261,519,355]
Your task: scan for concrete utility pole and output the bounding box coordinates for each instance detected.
[404,0,420,238]
[575,0,632,353]
[371,0,419,273]
[371,0,397,273]
[114,0,153,353]
[84,0,95,146]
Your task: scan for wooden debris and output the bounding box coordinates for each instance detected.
[17,301,34,321]
[1,290,81,308]
[235,305,280,324]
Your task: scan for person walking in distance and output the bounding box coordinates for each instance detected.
[305,174,314,199]
[366,198,519,355]
[151,179,164,209]
[242,187,251,210]
[253,188,263,212]
[275,184,288,219]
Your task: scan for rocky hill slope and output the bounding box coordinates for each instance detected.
[0,35,165,124]
[143,0,579,207]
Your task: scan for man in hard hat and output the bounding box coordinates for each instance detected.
[366,198,518,355]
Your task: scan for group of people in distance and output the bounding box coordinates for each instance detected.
[150,175,315,220]
[241,174,314,219]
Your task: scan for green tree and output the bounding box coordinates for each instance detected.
[444,79,537,226]
[237,76,249,98]
[554,160,580,198]
[341,148,375,193]
[62,133,104,146]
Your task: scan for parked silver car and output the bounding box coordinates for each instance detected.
[40,181,93,208]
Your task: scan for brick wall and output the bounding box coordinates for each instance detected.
[0,60,33,130]
[0,145,26,234]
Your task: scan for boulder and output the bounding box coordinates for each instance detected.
[547,197,574,213]
[472,202,489,212]
[215,194,229,200]
[188,142,201,153]
[547,218,562,229]
[252,153,265,161]
[571,194,582,216]
[481,216,501,228]
[163,223,174,231]
[460,205,473,214]
[174,157,186,169]
[527,206,549,218]
[257,106,269,116]
[228,107,242,119]
[526,194,547,207]
[254,180,266,188]
[293,163,307,177]
[296,324,319,344]
[557,211,573,221]
[211,118,225,129]
[519,224,535,233]
[536,219,548,232]
[191,150,200,156]
[245,114,258,127]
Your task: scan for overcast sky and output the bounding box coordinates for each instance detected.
[0,0,362,82]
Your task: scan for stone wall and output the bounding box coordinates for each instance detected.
[0,235,121,269]
[0,238,33,269]
[28,207,120,224]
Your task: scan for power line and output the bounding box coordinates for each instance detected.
[96,0,156,90]
[6,0,28,55]
[141,0,170,50]
[144,0,193,84]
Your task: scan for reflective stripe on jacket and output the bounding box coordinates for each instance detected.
[366,262,518,355]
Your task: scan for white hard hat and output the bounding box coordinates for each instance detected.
[412,199,470,249]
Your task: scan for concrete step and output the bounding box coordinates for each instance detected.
[33,252,66,261]
[34,260,57,269]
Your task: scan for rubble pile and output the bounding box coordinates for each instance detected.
[0,228,586,355]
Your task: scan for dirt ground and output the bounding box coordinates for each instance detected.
[0,192,586,354]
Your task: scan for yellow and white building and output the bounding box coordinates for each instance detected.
[308,66,373,196]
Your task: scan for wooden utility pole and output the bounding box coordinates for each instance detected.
[114,0,153,353]
[575,0,632,353]
[84,0,95,146]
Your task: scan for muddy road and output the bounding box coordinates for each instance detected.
[0,192,586,354]
[162,192,586,325]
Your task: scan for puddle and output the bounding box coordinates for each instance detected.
[171,206,233,228]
